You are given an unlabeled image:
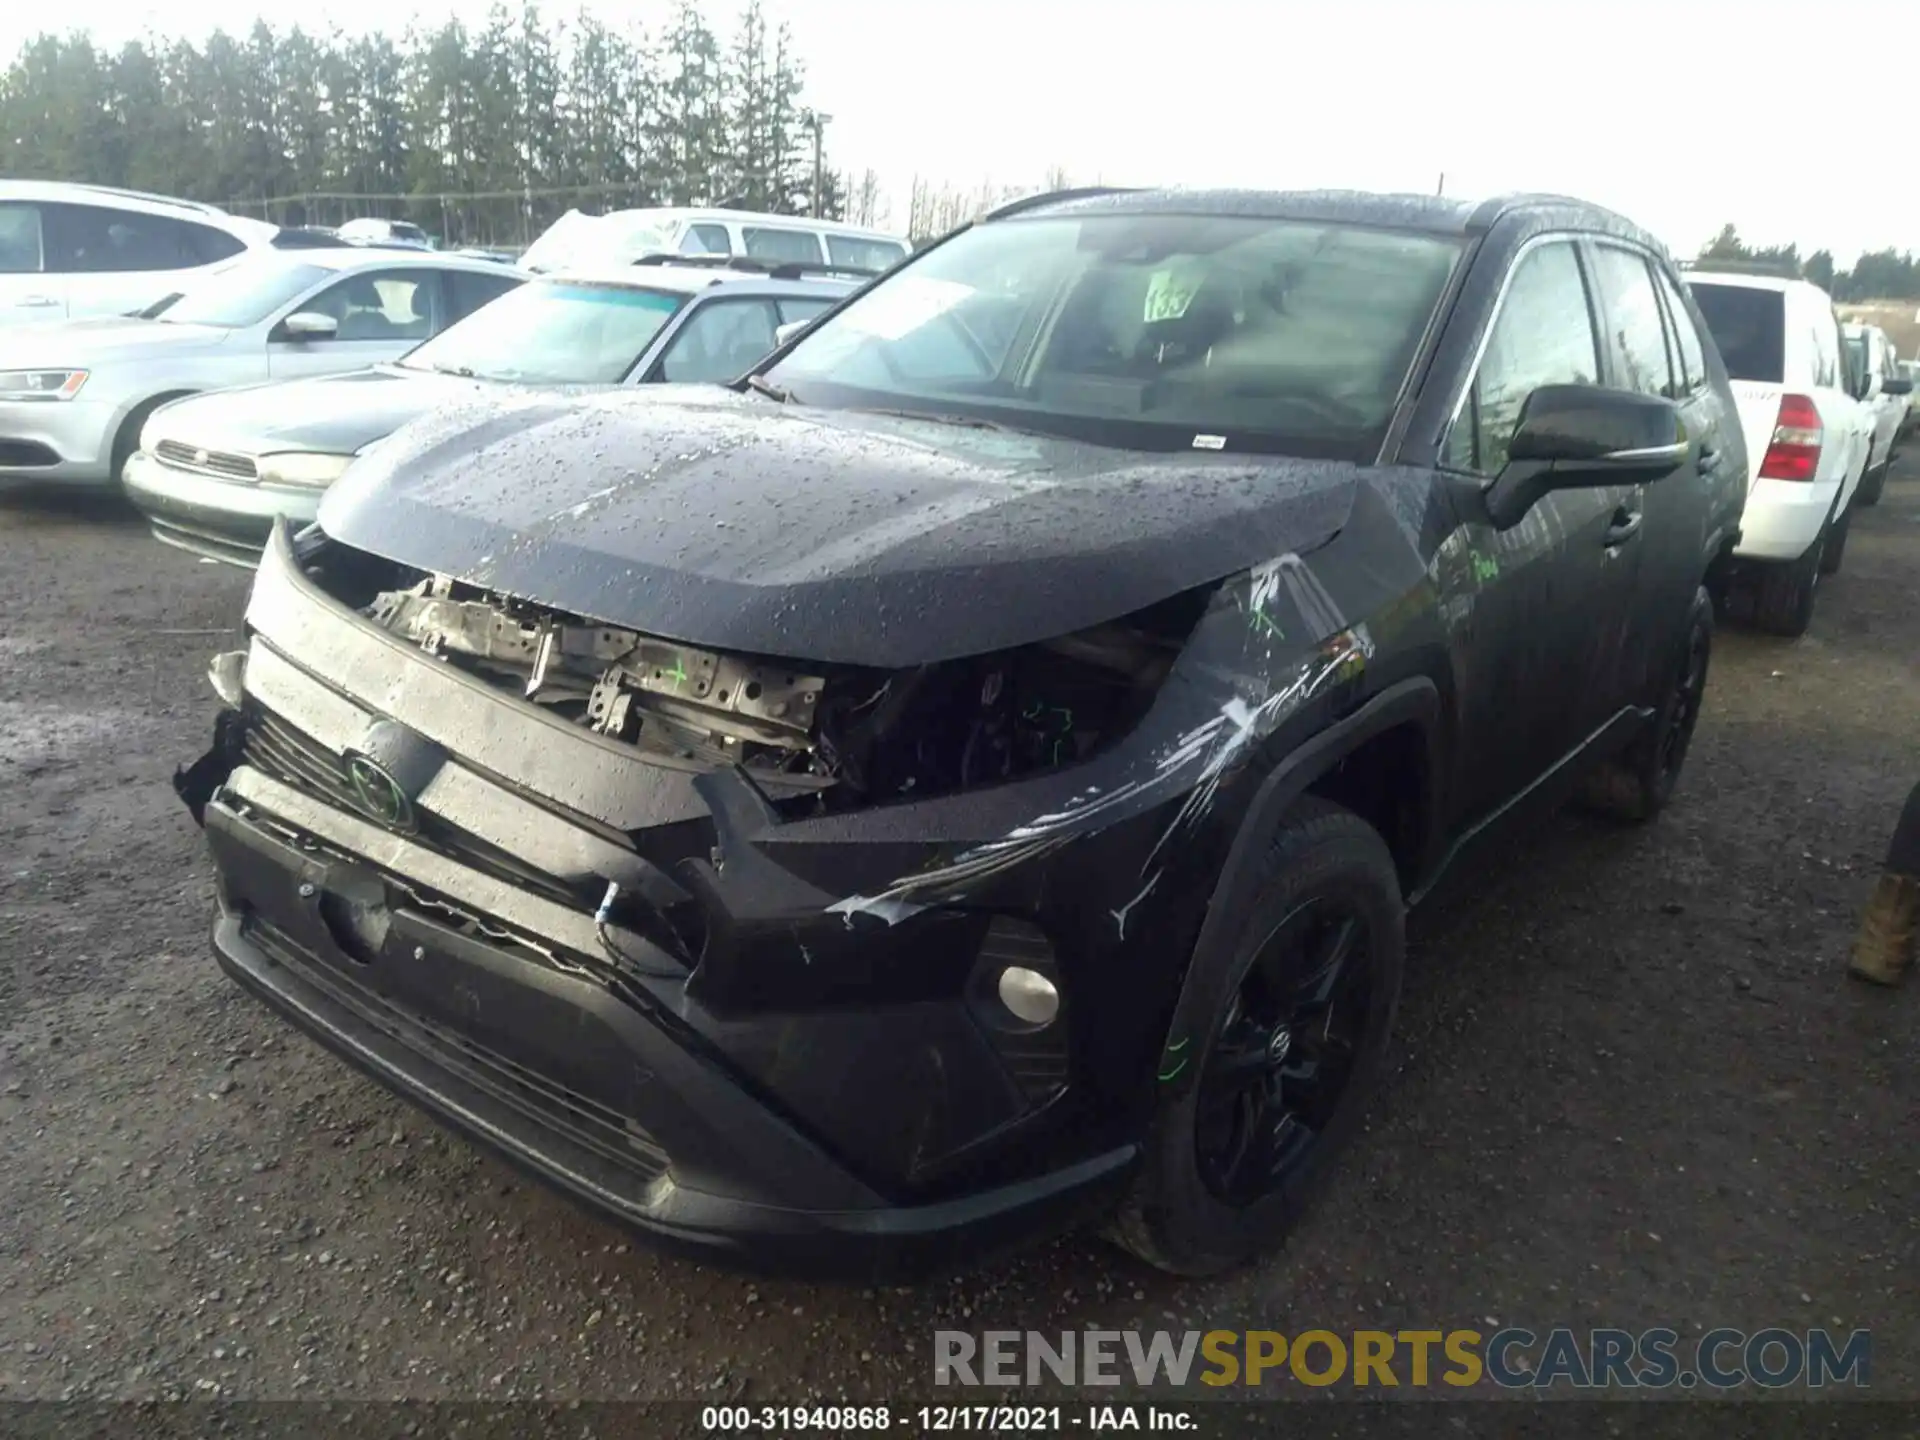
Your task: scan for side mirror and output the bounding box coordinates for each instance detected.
[774,320,808,348]
[280,311,338,341]
[1485,384,1689,531]
[1881,375,1913,397]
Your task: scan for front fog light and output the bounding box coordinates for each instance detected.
[997,966,1060,1027]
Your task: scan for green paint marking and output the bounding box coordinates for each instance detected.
[665,656,689,690]
[1471,552,1500,583]
[1251,608,1286,641]
[1166,1036,1190,1053]
[1157,1057,1189,1083]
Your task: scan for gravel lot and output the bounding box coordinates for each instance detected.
[1,459,1916,1410]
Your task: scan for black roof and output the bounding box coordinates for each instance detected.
[1008,186,1658,247]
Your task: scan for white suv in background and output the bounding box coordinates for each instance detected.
[1843,322,1912,503]
[0,181,280,324]
[1684,267,1873,637]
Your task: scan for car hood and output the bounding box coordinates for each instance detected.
[149,365,506,456]
[317,386,1363,667]
[0,317,232,365]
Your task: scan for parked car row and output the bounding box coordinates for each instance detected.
[10,176,1912,1282]
[1680,263,1910,635]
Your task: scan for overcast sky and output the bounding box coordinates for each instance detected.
[8,0,1915,266]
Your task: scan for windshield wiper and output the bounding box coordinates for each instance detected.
[858,406,1008,433]
[742,373,790,403]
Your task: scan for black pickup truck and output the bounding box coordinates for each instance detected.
[176,187,1747,1279]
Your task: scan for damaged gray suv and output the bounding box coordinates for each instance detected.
[177,188,1746,1278]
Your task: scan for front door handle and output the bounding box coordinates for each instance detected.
[1605,507,1643,547]
[15,296,59,308]
[1697,444,1723,473]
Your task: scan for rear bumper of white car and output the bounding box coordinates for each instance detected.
[0,398,119,487]
[1734,476,1840,563]
[122,449,322,568]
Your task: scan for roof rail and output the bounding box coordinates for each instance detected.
[981,186,1138,222]
[1680,257,1803,280]
[61,183,226,216]
[631,253,876,281]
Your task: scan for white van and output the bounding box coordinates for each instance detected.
[1684,267,1875,636]
[521,207,909,277]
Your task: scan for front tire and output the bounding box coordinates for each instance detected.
[1580,585,1713,823]
[1108,798,1403,1276]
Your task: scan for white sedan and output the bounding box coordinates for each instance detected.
[0,247,522,491]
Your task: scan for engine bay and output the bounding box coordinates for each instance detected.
[361,572,1200,810]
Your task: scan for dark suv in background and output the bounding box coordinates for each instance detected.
[177,187,1746,1278]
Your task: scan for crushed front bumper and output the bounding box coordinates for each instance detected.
[204,782,1128,1278]
[176,524,1223,1276]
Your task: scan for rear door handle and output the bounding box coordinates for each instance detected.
[1605,507,1643,547]
[15,296,59,308]
[1698,444,1723,473]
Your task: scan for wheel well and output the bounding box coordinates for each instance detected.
[111,391,194,475]
[1302,721,1429,893]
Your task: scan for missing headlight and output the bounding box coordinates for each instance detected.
[809,586,1210,809]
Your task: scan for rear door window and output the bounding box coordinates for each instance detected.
[0,203,42,272]
[41,204,224,273]
[826,234,908,272]
[1687,282,1785,383]
[444,268,522,321]
[742,227,826,265]
[1651,267,1706,395]
[775,296,837,327]
[656,298,781,383]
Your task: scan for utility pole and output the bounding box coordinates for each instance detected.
[1436,171,1446,196]
[806,110,832,216]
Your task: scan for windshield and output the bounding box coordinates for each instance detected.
[1687,282,1785,383]
[159,259,329,328]
[398,280,685,383]
[763,213,1462,456]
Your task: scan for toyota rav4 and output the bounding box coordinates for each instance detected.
[176,188,1746,1279]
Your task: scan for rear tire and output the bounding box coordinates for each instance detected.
[1107,798,1403,1277]
[1748,534,1822,638]
[1856,461,1887,508]
[1579,586,1713,823]
[1819,503,1851,575]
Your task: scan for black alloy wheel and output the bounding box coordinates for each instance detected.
[1194,898,1372,1206]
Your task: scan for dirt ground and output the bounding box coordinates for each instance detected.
[1,456,1916,1412]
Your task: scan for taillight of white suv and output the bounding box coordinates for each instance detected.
[1756,394,1821,481]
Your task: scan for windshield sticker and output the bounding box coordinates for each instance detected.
[842,276,974,340]
[1192,434,1226,450]
[1143,264,1202,323]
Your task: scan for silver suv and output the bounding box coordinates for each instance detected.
[0,181,283,324]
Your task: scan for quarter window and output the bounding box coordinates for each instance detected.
[1589,245,1674,399]
[684,223,732,256]
[1444,240,1600,476]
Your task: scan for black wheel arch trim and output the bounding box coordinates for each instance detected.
[1154,677,1439,1088]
